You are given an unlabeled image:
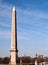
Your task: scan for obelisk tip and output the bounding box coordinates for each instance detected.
[13,6,16,11]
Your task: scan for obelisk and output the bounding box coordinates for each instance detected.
[10,6,18,65]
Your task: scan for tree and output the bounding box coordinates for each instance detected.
[0,57,3,64]
[3,57,10,64]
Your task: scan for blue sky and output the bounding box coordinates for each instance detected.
[0,0,48,57]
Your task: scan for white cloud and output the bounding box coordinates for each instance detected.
[17,7,48,31]
[0,22,11,27]
[0,3,12,17]
[0,3,12,27]
[0,30,11,39]
[18,26,48,39]
[17,8,48,19]
[0,3,11,39]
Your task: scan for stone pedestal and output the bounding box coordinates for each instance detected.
[35,59,38,65]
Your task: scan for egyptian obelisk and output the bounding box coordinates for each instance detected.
[10,6,18,65]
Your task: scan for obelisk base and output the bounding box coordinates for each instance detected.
[35,59,38,65]
[10,61,16,65]
[10,49,16,65]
